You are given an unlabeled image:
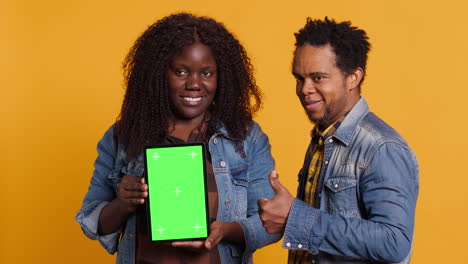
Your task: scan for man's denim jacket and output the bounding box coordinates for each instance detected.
[75,121,280,264]
[283,98,419,264]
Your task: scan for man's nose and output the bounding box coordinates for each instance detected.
[300,79,316,95]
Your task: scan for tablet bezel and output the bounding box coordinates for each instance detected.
[143,142,210,243]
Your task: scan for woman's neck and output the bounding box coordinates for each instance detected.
[168,114,206,141]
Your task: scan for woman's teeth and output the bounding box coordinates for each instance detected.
[183,97,202,102]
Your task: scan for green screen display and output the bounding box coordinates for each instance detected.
[145,144,209,242]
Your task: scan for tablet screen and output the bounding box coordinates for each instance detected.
[144,143,209,242]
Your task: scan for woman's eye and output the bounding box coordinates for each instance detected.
[175,70,188,77]
[202,71,213,77]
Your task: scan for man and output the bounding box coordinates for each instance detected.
[258,17,419,263]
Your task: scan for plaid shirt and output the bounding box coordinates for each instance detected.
[288,115,347,264]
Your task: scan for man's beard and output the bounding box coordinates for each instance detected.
[307,106,332,129]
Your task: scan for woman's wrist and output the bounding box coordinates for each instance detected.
[220,222,245,245]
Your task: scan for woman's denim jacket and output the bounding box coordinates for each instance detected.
[75,121,280,264]
[283,98,419,264]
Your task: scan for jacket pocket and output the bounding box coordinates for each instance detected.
[121,160,145,176]
[324,177,359,217]
[107,169,123,194]
[228,243,242,257]
[106,160,145,195]
[230,164,248,187]
[230,164,248,218]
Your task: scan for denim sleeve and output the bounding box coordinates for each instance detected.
[283,142,419,263]
[238,123,282,262]
[75,124,122,254]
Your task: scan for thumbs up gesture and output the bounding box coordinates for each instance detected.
[258,170,294,234]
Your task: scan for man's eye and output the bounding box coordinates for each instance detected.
[313,76,322,81]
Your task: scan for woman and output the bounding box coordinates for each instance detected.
[75,13,279,264]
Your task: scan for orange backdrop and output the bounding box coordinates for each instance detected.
[3,0,468,263]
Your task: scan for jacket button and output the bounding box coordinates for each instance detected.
[286,242,291,247]
[213,138,218,144]
[220,161,226,167]
[328,138,333,143]
[298,244,303,249]
[225,200,231,205]
[334,184,339,188]
[324,160,329,165]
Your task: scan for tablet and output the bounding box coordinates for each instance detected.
[144,143,210,242]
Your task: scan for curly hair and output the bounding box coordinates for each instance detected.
[295,17,371,87]
[115,13,261,158]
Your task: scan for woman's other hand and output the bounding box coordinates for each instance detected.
[171,221,244,251]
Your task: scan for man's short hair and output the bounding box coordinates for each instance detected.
[295,17,371,82]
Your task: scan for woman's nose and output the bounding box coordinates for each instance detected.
[186,74,201,90]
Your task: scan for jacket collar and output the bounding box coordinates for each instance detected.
[332,97,370,146]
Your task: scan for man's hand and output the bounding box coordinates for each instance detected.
[258,170,294,234]
[116,175,148,213]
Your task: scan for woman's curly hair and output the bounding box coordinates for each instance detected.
[115,13,262,158]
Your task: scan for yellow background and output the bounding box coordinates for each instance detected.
[3,0,468,263]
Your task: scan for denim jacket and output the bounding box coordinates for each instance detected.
[75,121,280,264]
[283,98,419,264]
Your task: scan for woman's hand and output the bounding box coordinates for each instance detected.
[98,175,147,235]
[116,175,148,213]
[171,221,244,251]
